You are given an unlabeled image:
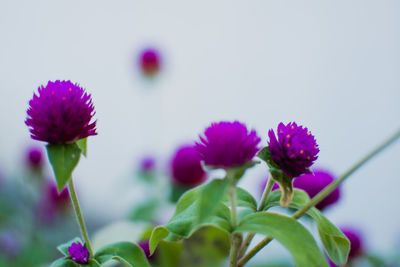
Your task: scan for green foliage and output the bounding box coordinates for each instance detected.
[46,143,81,192]
[257,146,294,206]
[94,241,150,267]
[50,258,100,267]
[223,187,257,211]
[157,241,183,267]
[265,189,350,266]
[149,182,232,254]
[226,160,260,181]
[234,212,329,267]
[129,199,159,222]
[76,138,88,157]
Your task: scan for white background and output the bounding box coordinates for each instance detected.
[1,0,399,258]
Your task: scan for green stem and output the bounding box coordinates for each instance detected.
[228,183,241,267]
[238,177,275,258]
[68,177,94,256]
[238,127,400,266]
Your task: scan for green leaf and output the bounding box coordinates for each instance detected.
[157,241,183,267]
[57,237,83,256]
[265,189,350,266]
[50,258,79,267]
[226,160,260,181]
[257,146,280,169]
[129,199,159,222]
[76,138,88,157]
[95,241,150,267]
[235,212,329,267]
[198,179,230,222]
[149,183,231,254]
[223,187,257,211]
[46,143,81,192]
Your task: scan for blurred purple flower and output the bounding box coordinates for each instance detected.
[260,169,340,211]
[140,156,156,172]
[68,242,89,264]
[25,80,97,144]
[268,122,319,178]
[342,228,364,259]
[195,121,261,168]
[171,145,206,187]
[0,232,20,259]
[138,240,153,259]
[139,48,161,77]
[37,179,70,223]
[26,146,44,170]
[293,169,340,210]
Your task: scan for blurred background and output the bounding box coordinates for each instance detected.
[0,1,400,266]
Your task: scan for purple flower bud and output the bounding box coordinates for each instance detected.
[138,240,153,259]
[26,146,44,170]
[195,121,261,168]
[293,169,340,210]
[139,48,161,77]
[341,228,363,259]
[268,122,319,178]
[171,145,206,187]
[139,156,156,172]
[68,242,89,264]
[25,80,97,144]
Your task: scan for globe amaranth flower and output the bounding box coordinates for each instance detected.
[292,169,340,210]
[341,228,363,259]
[25,80,97,144]
[139,156,156,172]
[171,145,206,187]
[38,179,71,223]
[139,48,161,77]
[68,242,89,264]
[195,121,261,168]
[26,146,44,170]
[268,122,319,178]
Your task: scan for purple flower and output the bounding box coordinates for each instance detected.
[195,121,261,168]
[171,145,206,187]
[341,228,363,259]
[38,179,70,223]
[138,240,153,259]
[25,80,97,144]
[292,169,340,210]
[139,156,156,172]
[268,122,319,178]
[68,242,89,264]
[139,48,161,77]
[26,146,44,170]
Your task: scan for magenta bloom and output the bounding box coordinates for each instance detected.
[139,156,156,172]
[341,228,363,259]
[293,169,340,210]
[268,122,319,178]
[138,240,153,259]
[195,121,261,168]
[25,80,97,144]
[139,48,161,77]
[68,242,89,264]
[171,145,206,187]
[26,146,44,170]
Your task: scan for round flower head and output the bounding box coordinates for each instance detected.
[293,169,340,210]
[139,48,161,77]
[341,228,363,259]
[139,156,156,172]
[171,145,206,187]
[268,122,319,178]
[68,242,89,264]
[195,121,261,168]
[26,146,44,170]
[25,80,97,144]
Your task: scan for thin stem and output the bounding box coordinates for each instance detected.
[228,182,241,267]
[238,127,400,266]
[68,177,94,256]
[238,177,275,258]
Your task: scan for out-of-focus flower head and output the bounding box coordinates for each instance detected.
[171,145,206,187]
[68,242,89,264]
[139,156,156,173]
[268,122,319,178]
[139,48,161,77]
[0,232,20,259]
[341,228,364,259]
[25,80,97,144]
[195,121,261,168]
[25,146,44,170]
